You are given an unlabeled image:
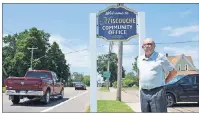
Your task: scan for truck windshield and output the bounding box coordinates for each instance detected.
[166,75,185,84]
[26,72,49,78]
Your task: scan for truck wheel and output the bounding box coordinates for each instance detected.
[12,96,20,104]
[43,90,50,104]
[59,88,64,99]
[27,96,35,100]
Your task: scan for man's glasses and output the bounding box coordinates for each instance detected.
[142,43,154,47]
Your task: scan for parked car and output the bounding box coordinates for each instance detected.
[5,70,64,104]
[75,82,86,90]
[165,73,199,107]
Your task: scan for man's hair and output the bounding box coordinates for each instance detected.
[144,38,155,45]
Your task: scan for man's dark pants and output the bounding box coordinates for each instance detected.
[140,86,167,112]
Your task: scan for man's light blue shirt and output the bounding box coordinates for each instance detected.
[137,51,174,89]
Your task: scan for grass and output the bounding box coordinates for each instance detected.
[99,87,110,92]
[86,100,134,112]
[122,86,139,90]
[2,87,6,93]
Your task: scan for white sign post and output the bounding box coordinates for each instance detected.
[89,10,145,113]
[138,12,146,112]
[89,13,97,112]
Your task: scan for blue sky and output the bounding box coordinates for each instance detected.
[3,4,199,78]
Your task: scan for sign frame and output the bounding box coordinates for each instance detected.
[96,5,139,42]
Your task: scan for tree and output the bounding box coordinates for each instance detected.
[2,27,71,85]
[123,74,133,87]
[97,53,125,86]
[132,56,138,75]
[3,34,18,76]
[125,72,134,77]
[132,56,139,86]
[3,27,51,76]
[123,72,139,87]
[46,42,71,84]
[72,72,84,82]
[83,75,90,86]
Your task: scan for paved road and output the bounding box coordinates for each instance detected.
[123,89,199,113]
[3,87,90,113]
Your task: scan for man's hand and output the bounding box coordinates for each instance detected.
[165,69,177,83]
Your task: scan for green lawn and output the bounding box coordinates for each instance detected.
[122,86,139,90]
[99,87,110,92]
[86,100,134,112]
[2,87,6,93]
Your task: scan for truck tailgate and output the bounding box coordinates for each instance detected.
[6,77,42,90]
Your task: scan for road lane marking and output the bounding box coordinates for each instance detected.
[40,91,88,112]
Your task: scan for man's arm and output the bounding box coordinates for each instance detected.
[165,69,177,83]
[161,55,177,83]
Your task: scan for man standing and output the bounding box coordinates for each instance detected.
[137,38,177,112]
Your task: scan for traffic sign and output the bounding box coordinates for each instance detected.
[97,5,138,41]
[103,71,111,78]
[28,67,32,70]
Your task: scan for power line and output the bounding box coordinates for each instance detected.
[64,44,105,55]
[3,28,198,55]
[64,40,199,55]
[3,27,81,53]
[156,40,199,44]
[122,40,199,45]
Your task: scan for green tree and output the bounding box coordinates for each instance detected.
[132,56,139,86]
[125,72,134,77]
[46,42,71,84]
[83,75,90,86]
[97,53,125,87]
[123,72,139,87]
[132,56,138,75]
[3,27,51,76]
[3,34,18,76]
[72,72,84,82]
[2,27,71,85]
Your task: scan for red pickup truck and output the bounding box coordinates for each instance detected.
[5,70,64,104]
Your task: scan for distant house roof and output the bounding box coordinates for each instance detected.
[167,55,194,66]
[166,53,199,75]
[177,70,199,75]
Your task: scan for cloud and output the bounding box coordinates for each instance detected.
[162,25,199,37]
[161,26,172,31]
[192,34,199,41]
[49,34,89,68]
[180,10,192,18]
[123,56,137,73]
[163,46,199,68]
[49,34,138,74]
[103,43,137,55]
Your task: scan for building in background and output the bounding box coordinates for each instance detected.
[166,53,199,76]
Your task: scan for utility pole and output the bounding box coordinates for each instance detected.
[2,62,8,77]
[116,3,124,101]
[27,47,38,70]
[107,42,113,89]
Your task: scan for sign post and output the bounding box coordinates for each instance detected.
[89,13,97,112]
[138,12,146,111]
[97,4,138,101]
